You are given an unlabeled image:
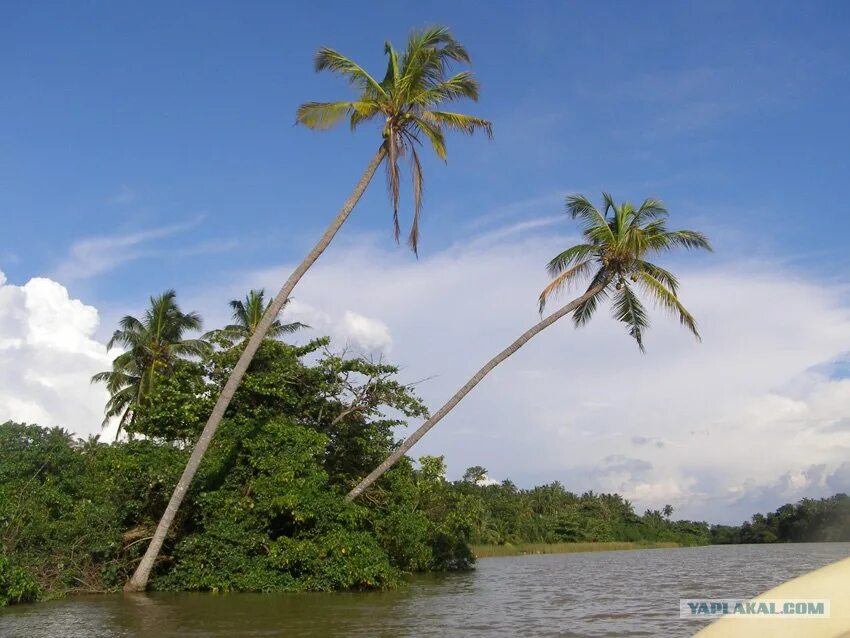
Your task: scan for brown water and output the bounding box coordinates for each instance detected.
[2,543,848,638]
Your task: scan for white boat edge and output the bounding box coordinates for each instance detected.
[693,555,850,637]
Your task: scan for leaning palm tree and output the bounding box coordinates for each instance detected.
[216,290,307,342]
[346,194,710,500]
[125,26,491,591]
[92,290,208,440]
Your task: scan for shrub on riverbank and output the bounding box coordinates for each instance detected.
[0,557,39,606]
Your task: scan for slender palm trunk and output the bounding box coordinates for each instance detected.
[345,279,609,501]
[125,145,387,592]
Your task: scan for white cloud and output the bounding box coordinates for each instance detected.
[335,311,393,353]
[53,217,203,281]
[0,272,113,438]
[476,475,500,487]
[267,300,391,354]
[215,228,850,523]
[8,215,850,523]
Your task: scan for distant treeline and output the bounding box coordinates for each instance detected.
[442,469,850,548]
[448,467,711,547]
[709,494,850,544]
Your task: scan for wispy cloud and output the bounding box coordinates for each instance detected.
[463,192,566,231]
[468,215,564,248]
[54,217,204,281]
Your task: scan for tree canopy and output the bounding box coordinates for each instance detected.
[297,26,492,254]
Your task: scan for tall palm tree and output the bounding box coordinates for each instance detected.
[216,290,307,342]
[125,26,491,591]
[346,194,710,500]
[92,290,207,440]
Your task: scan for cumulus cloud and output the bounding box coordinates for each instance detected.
[8,213,850,523]
[267,300,391,354]
[0,272,113,438]
[335,311,393,353]
[211,228,850,523]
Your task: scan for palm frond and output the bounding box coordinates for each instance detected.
[566,195,616,244]
[635,198,667,221]
[381,41,401,90]
[398,27,469,101]
[572,268,611,327]
[408,145,424,255]
[422,111,492,138]
[538,260,592,314]
[409,115,447,160]
[413,72,480,105]
[545,244,598,278]
[296,101,359,130]
[636,260,679,295]
[314,47,386,97]
[659,229,712,252]
[611,284,649,352]
[385,135,402,242]
[272,321,309,336]
[171,338,211,358]
[637,272,700,340]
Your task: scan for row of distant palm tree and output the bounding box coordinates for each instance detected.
[120,26,709,591]
[92,290,302,439]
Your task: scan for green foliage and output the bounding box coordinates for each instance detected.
[91,290,209,438]
[208,290,307,343]
[0,422,188,598]
[539,194,711,351]
[0,557,39,606]
[710,494,850,544]
[0,331,469,603]
[296,26,492,254]
[452,473,711,547]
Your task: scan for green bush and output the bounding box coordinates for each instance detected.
[0,557,39,606]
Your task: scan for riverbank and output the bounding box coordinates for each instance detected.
[471,541,682,558]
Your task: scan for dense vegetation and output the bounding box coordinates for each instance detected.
[4,418,849,605]
[3,286,847,607]
[452,469,709,547]
[0,324,479,604]
[710,494,850,544]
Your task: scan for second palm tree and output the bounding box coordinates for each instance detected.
[346,194,710,500]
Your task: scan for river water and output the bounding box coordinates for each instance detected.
[2,543,848,637]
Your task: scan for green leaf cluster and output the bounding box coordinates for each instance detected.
[1,336,473,602]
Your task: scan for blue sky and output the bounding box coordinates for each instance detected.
[5,1,850,299]
[3,1,850,521]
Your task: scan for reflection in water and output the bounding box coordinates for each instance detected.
[2,543,848,638]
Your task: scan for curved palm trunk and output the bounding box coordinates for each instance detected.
[345,279,609,501]
[125,145,387,592]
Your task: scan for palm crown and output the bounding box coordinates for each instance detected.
[221,289,307,341]
[539,194,712,351]
[92,290,208,433]
[296,26,492,254]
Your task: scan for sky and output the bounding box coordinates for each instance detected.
[3,1,850,523]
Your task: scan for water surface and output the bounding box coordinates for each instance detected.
[2,543,848,637]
